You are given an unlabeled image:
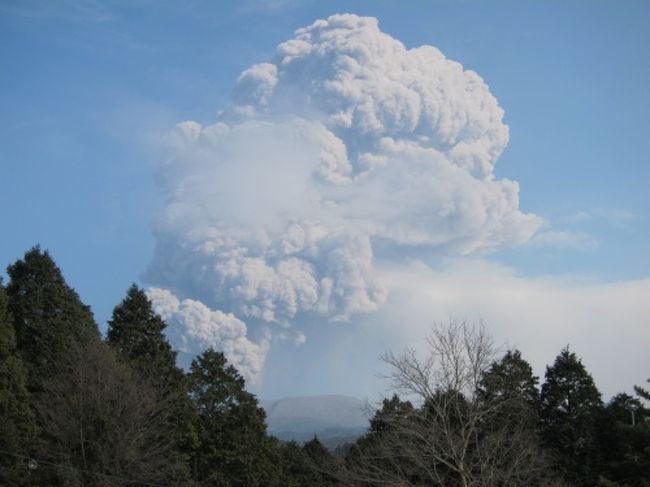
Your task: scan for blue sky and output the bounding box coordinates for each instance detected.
[1,1,648,400]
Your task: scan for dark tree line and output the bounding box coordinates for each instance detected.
[339,323,650,487]
[0,246,648,486]
[0,247,332,486]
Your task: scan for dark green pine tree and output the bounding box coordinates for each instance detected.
[344,395,419,485]
[302,437,337,485]
[540,347,603,486]
[106,284,197,483]
[5,246,98,390]
[0,281,38,485]
[479,349,540,427]
[367,394,415,436]
[106,284,177,375]
[596,393,650,485]
[188,348,281,486]
[480,349,540,407]
[635,378,650,404]
[478,349,553,485]
[278,440,329,487]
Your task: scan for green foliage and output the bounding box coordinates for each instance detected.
[107,283,177,375]
[0,281,38,485]
[5,246,98,389]
[4,246,650,486]
[188,348,281,486]
[480,349,540,408]
[367,394,415,436]
[276,440,331,486]
[106,284,197,483]
[344,395,421,485]
[302,437,337,485]
[540,347,603,486]
[597,476,624,487]
[303,436,331,461]
[345,348,553,486]
[596,393,650,486]
[636,378,650,403]
[479,349,542,446]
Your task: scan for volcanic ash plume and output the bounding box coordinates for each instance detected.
[144,14,541,382]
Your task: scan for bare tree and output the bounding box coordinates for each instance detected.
[35,338,180,486]
[339,320,558,487]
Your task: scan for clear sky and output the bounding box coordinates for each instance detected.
[1,0,648,401]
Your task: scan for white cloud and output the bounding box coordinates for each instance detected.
[560,208,636,225]
[528,230,599,250]
[256,258,650,399]
[145,14,543,378]
[147,287,269,383]
[366,259,650,398]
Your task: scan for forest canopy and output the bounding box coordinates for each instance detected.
[0,246,648,486]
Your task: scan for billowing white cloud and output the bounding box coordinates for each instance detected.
[146,287,269,382]
[145,14,542,379]
[259,259,650,400]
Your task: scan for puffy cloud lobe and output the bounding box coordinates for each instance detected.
[148,219,386,323]
[230,14,510,179]
[146,287,269,382]
[146,14,542,378]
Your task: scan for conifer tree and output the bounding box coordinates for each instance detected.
[302,437,337,486]
[188,348,280,486]
[635,378,650,404]
[596,393,650,485]
[367,394,415,436]
[106,284,177,374]
[480,349,540,406]
[343,395,418,485]
[0,281,37,485]
[6,247,98,389]
[278,440,328,487]
[540,347,603,486]
[106,284,196,483]
[479,349,540,427]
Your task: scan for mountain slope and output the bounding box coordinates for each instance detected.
[261,395,370,448]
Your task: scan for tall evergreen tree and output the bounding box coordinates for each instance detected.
[540,347,603,486]
[343,395,422,485]
[596,393,650,485]
[278,440,330,487]
[302,437,337,486]
[0,280,38,485]
[106,284,196,483]
[367,394,415,436]
[480,349,540,408]
[188,348,281,486]
[5,247,98,389]
[106,284,177,375]
[479,349,541,430]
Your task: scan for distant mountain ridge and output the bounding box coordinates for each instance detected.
[261,395,370,449]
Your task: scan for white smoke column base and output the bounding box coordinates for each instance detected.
[145,14,541,382]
